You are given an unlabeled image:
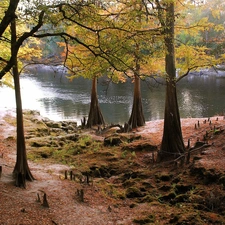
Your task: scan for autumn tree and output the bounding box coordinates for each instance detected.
[10,18,35,187]
[154,0,220,160]
[128,59,146,129]
[50,0,222,159]
[113,0,185,160]
[87,76,105,127]
[92,1,162,129]
[14,0,220,164]
[121,2,146,129]
[156,1,186,160]
[49,2,132,127]
[92,1,166,129]
[56,1,165,129]
[53,2,110,127]
[0,0,45,187]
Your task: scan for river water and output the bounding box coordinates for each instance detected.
[1,66,225,125]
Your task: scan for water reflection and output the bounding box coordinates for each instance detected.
[1,66,225,124]
[177,75,225,117]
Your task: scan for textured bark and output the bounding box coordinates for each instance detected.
[158,2,185,161]
[11,19,34,188]
[128,74,145,129]
[0,0,19,37]
[128,5,145,129]
[159,79,185,160]
[86,76,105,128]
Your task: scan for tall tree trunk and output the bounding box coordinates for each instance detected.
[128,4,145,129]
[86,76,105,128]
[11,19,34,188]
[128,74,145,128]
[158,2,185,161]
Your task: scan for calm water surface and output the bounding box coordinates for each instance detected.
[1,66,225,125]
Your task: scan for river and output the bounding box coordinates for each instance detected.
[1,66,225,125]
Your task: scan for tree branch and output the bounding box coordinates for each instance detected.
[0,0,19,37]
[0,10,45,80]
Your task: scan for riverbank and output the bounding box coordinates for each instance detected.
[2,70,225,126]
[0,110,225,224]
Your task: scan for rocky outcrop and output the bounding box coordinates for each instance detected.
[22,110,79,149]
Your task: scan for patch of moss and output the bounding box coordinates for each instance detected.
[133,214,155,224]
[126,186,145,198]
[3,115,16,126]
[158,191,176,203]
[139,194,156,203]
[122,179,136,188]
[27,147,54,161]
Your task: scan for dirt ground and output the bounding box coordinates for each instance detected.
[0,110,225,225]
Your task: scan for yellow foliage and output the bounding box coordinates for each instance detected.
[1,73,14,88]
[176,44,217,74]
[218,54,225,61]
[141,57,165,76]
[214,24,224,32]
[19,41,42,61]
[56,0,223,83]
[211,9,221,19]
